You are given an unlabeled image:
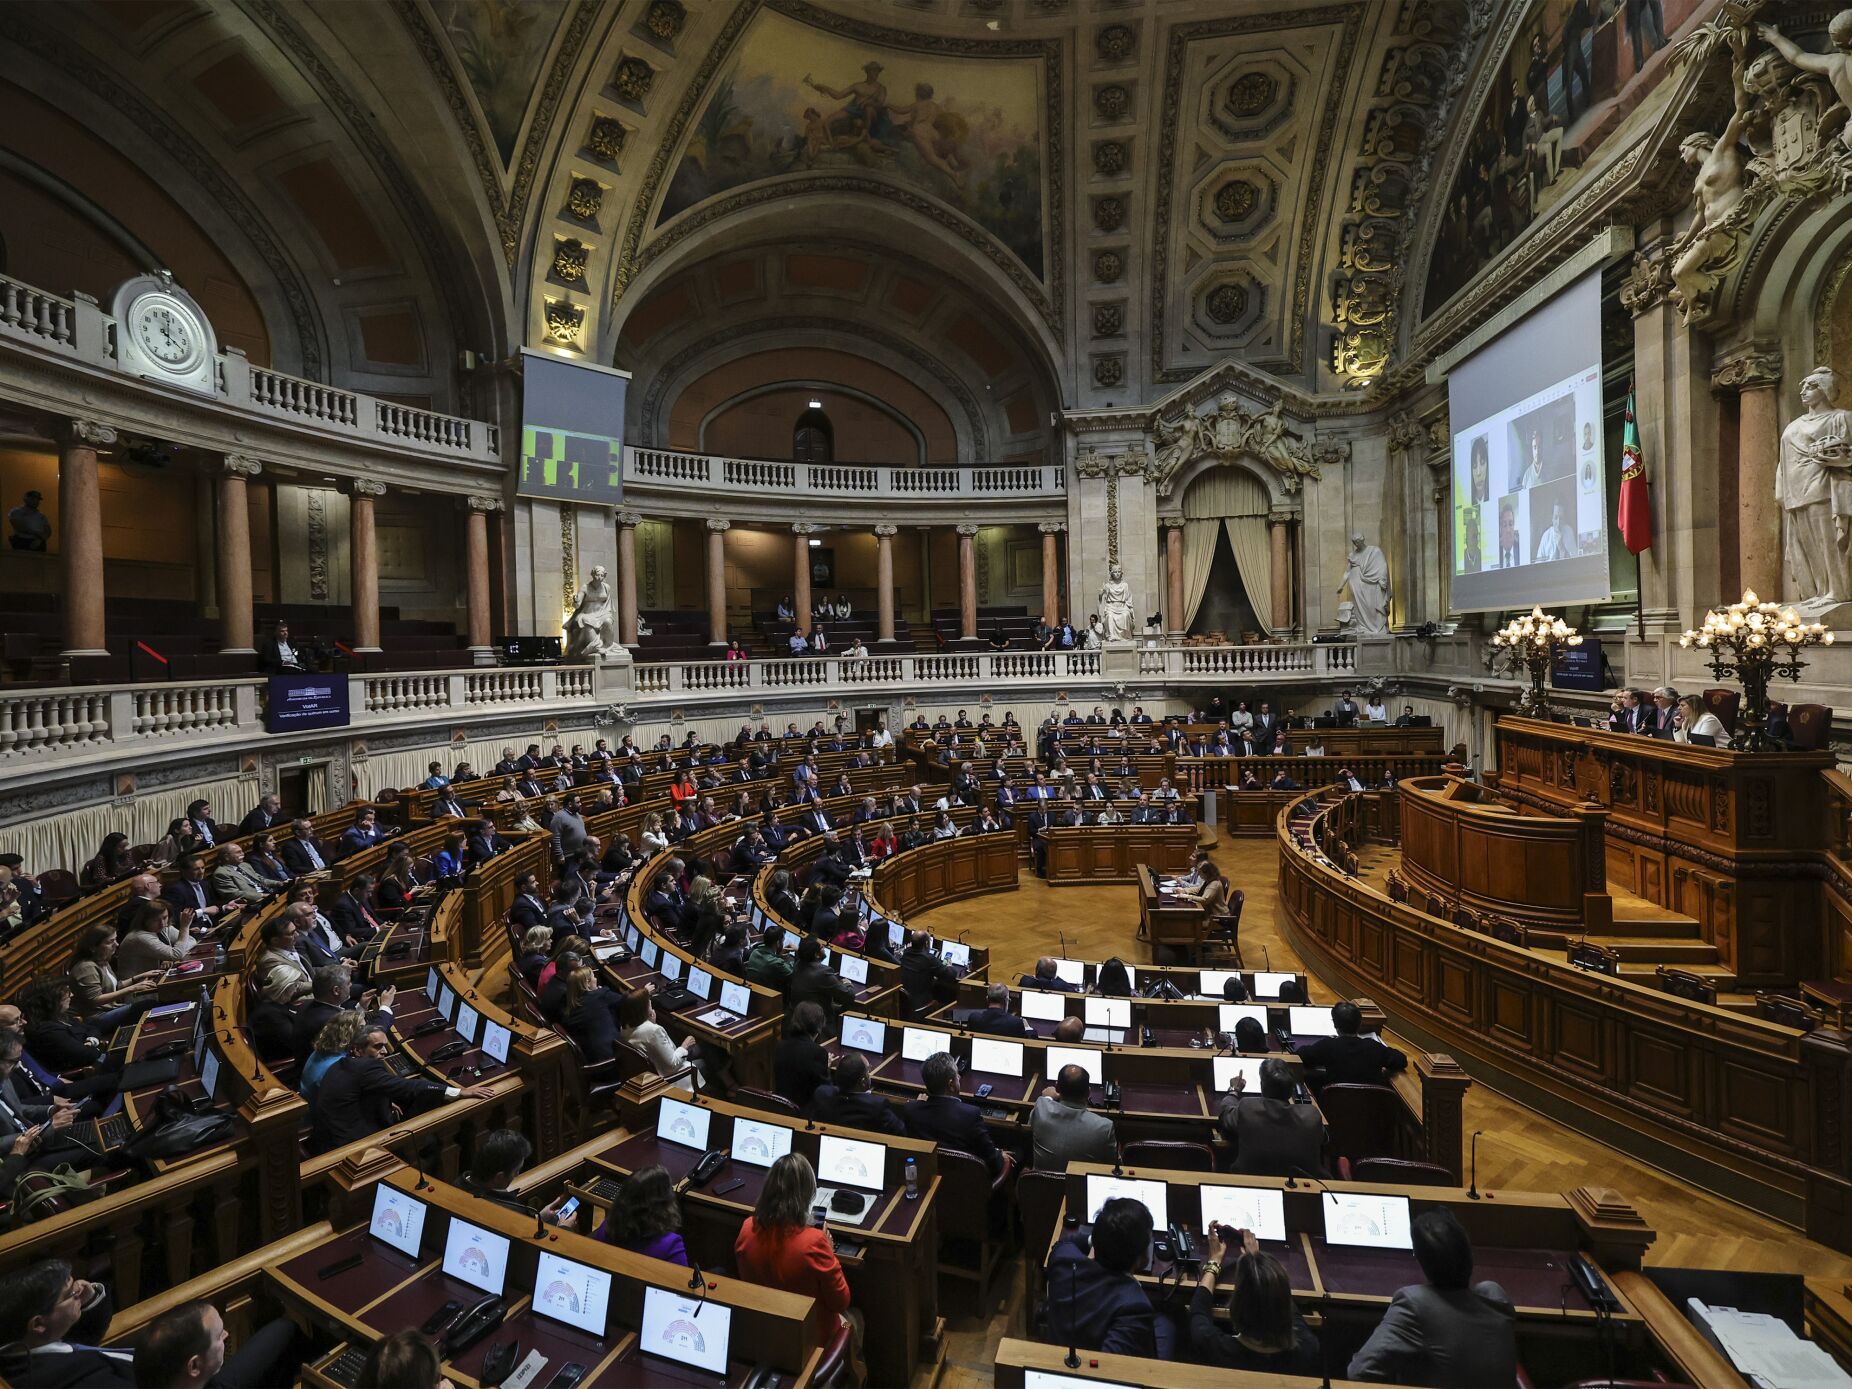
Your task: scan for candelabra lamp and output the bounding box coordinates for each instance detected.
[1680,591,1832,751]
[1490,607,1583,719]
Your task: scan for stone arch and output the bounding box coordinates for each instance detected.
[694,379,929,465]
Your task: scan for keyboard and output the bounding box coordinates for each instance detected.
[320,1345,369,1388]
[588,1175,624,1203]
[77,1112,134,1152]
[386,1054,417,1078]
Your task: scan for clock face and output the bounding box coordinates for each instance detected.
[129,296,203,373]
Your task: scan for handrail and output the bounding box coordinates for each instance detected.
[626,445,1063,500]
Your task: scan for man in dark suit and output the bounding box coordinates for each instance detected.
[1347,1209,1517,1386]
[1043,1199,1159,1357]
[1018,956,1078,992]
[308,1026,492,1154]
[291,964,394,1066]
[237,794,285,836]
[808,1051,906,1135]
[1253,704,1277,746]
[1214,1057,1325,1178]
[0,1259,131,1388]
[280,819,334,876]
[467,818,508,865]
[516,744,544,771]
[506,873,548,933]
[163,855,236,924]
[787,936,855,1018]
[898,930,955,1011]
[964,982,1032,1036]
[255,619,306,675]
[336,809,388,859]
[329,876,382,943]
[1646,686,1680,738]
[902,1051,1002,1174]
[492,748,522,776]
[184,799,226,850]
[1297,1001,1407,1089]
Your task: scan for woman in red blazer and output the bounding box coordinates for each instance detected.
[734,1152,861,1367]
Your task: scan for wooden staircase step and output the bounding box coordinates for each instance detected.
[1616,960,1736,982]
[1606,897,1704,935]
[1582,935,1721,964]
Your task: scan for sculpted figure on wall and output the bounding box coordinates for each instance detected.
[1338,533,1392,636]
[1096,562,1136,643]
[1778,367,1852,606]
[1147,393,1326,497]
[1669,32,1753,317]
[564,564,622,659]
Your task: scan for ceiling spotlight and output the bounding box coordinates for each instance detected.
[808,538,822,547]
[807,398,823,409]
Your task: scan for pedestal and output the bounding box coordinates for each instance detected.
[591,648,636,705]
[1100,641,1140,682]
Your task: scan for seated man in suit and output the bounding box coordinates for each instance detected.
[1297,1001,1407,1089]
[787,935,856,1018]
[291,964,394,1067]
[0,1258,130,1388]
[808,1051,906,1135]
[163,854,237,924]
[309,1025,493,1154]
[964,982,1032,1037]
[1646,686,1681,738]
[335,808,389,859]
[1043,1198,1158,1358]
[280,819,335,876]
[253,912,316,1007]
[237,793,286,837]
[1269,769,1301,791]
[1030,1062,1117,1171]
[898,930,956,1012]
[902,1051,1002,1174]
[467,817,508,865]
[1215,1057,1325,1178]
[1347,1209,1516,1386]
[1018,956,1078,993]
[329,875,383,942]
[256,619,306,674]
[210,844,274,906]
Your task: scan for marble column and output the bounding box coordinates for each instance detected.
[217,455,262,653]
[704,519,730,644]
[347,479,386,653]
[1164,519,1186,636]
[956,523,979,640]
[465,495,501,656]
[59,418,116,657]
[1268,512,1292,634]
[615,510,641,645]
[1038,521,1064,624]
[874,524,897,643]
[1714,345,1783,603]
[792,523,817,631]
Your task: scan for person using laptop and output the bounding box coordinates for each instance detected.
[902,1052,1003,1175]
[1043,1197,1159,1357]
[809,1051,906,1136]
[1030,1063,1118,1171]
[1216,1058,1325,1178]
[1673,694,1726,745]
[734,1153,861,1373]
[1347,1209,1516,1386]
[1296,1002,1406,1090]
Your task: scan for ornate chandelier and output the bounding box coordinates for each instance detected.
[1680,590,1831,751]
[1490,607,1583,719]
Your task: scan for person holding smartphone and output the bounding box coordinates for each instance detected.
[1190,1226,1320,1372]
[733,1153,862,1374]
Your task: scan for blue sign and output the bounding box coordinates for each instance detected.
[1551,638,1604,692]
[265,674,351,733]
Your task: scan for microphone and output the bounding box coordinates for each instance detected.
[1261,944,1272,971]
[1062,1254,1082,1368]
[687,1254,706,1294]
[1285,1164,1330,1193]
[382,1128,431,1190]
[533,1203,550,1240]
[1468,1130,1484,1199]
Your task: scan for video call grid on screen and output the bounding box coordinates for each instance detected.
[1447,270,1614,611]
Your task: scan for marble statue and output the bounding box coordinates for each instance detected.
[1338,533,1391,636]
[1096,563,1136,643]
[564,564,621,659]
[1670,31,1753,316]
[1757,13,1852,151]
[1778,367,1852,604]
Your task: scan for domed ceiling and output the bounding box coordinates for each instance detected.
[2,0,1510,422]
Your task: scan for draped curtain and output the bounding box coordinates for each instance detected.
[1180,468,1275,632]
[19,774,252,882]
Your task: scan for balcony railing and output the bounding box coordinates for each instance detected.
[0,271,498,466]
[625,447,1062,502]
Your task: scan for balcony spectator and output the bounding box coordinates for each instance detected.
[256,620,305,674]
[7,489,50,550]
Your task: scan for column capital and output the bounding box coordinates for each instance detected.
[1037,520,1067,534]
[955,522,980,536]
[221,454,263,478]
[614,508,642,527]
[1711,342,1783,394]
[346,478,388,498]
[792,522,820,535]
[1161,516,1186,530]
[872,523,898,537]
[64,418,118,448]
[1619,243,1672,317]
[706,518,732,533]
[1267,508,1298,525]
[466,493,504,513]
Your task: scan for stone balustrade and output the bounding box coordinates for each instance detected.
[625,446,1063,504]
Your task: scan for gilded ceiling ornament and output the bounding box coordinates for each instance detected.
[1213,179,1257,221]
[544,300,586,345]
[1094,250,1124,283]
[566,177,604,220]
[586,116,627,162]
[613,57,655,103]
[553,237,591,283]
[644,0,686,41]
[1147,394,1324,497]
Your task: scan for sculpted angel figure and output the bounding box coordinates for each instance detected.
[1758,12,1852,150]
[1670,29,1754,312]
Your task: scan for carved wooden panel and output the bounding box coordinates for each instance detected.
[1436,955,1473,1021]
[1391,933,1423,994]
[1625,1029,1695,1116]
[1488,978,1532,1047]
[1719,1059,1801,1153]
[1551,1000,1606,1079]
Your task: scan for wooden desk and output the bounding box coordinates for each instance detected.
[1044,824,1197,883]
[1138,865,1206,963]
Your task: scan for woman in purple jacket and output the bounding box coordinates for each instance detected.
[599,1163,688,1265]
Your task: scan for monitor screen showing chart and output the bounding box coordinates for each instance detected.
[1321,1192,1413,1250]
[640,1287,731,1375]
[441,1218,510,1295]
[368,1186,427,1259]
[532,1251,612,1336]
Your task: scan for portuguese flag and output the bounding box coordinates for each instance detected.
[1618,384,1652,555]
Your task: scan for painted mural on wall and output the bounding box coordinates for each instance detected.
[1424,0,1709,314]
[657,7,1047,279]
[430,0,567,165]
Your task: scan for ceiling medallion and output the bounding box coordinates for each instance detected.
[566,177,605,220]
[1093,302,1124,338]
[1094,250,1124,283]
[1095,84,1129,120]
[1094,141,1127,176]
[586,117,627,162]
[1097,25,1135,62]
[553,238,590,283]
[1225,71,1276,119]
[1093,197,1125,231]
[1206,282,1249,323]
[644,0,686,41]
[544,300,586,345]
[1213,179,1257,221]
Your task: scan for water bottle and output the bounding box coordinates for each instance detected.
[904,1157,919,1201]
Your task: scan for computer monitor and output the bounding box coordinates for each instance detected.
[625,923,641,953]
[1084,997,1131,1028]
[1219,1004,1270,1034]
[453,1002,480,1045]
[436,982,455,1020]
[425,966,441,1001]
[939,940,972,970]
[641,939,660,969]
[199,1049,221,1105]
[1084,1173,1168,1228]
[1321,1192,1413,1250]
[685,967,713,1001]
[1253,971,1298,998]
[658,1096,711,1152]
[1019,990,1068,1022]
[1045,1046,1101,1084]
[729,1117,793,1169]
[968,1037,1024,1078]
[887,921,906,951]
[818,1133,886,1192]
[639,1286,731,1376]
[839,954,869,986]
[784,929,803,953]
[368,1184,427,1259]
[481,1020,511,1065]
[1196,969,1240,998]
[1199,1184,1288,1244]
[1289,1006,1338,1037]
[660,951,684,983]
[1024,1372,1138,1389]
[441,1218,511,1295]
[901,1026,945,1063]
[719,981,751,1017]
[1052,958,1085,986]
[1212,1056,1266,1093]
[840,1015,886,1055]
[532,1251,613,1336]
